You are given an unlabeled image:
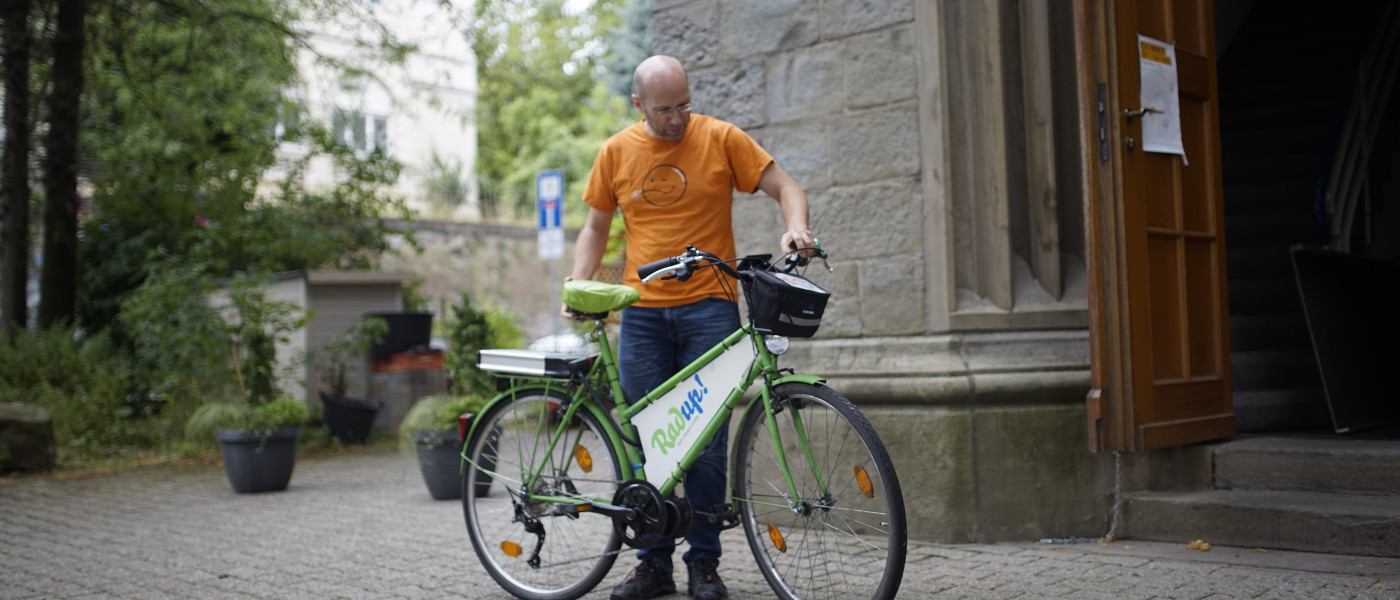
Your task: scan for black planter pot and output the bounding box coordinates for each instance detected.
[366,311,433,356]
[413,429,497,500]
[216,427,299,494]
[320,393,383,444]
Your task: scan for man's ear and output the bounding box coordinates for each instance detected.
[631,94,643,112]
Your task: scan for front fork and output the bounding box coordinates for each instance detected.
[754,371,833,513]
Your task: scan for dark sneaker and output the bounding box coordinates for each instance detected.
[610,560,676,600]
[686,559,729,600]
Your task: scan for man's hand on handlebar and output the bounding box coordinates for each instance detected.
[781,227,816,261]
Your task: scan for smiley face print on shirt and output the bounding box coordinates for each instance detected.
[636,164,687,207]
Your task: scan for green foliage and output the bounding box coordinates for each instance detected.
[78,0,417,334]
[401,279,430,312]
[184,402,247,445]
[251,396,310,430]
[399,394,488,435]
[421,152,471,216]
[0,326,154,452]
[79,0,298,329]
[2,0,433,463]
[444,293,497,396]
[224,275,306,406]
[473,0,636,224]
[599,0,653,97]
[309,316,388,399]
[485,307,526,351]
[117,262,233,418]
[184,396,309,444]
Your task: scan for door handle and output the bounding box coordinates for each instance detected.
[1123,107,1161,121]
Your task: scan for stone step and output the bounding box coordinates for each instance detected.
[1228,313,1312,352]
[1214,436,1400,496]
[1223,180,1311,216]
[1230,349,1322,391]
[1122,489,1400,557]
[1222,153,1316,182]
[1232,388,1331,433]
[1226,245,1296,280]
[1224,210,1317,247]
[1227,278,1302,315]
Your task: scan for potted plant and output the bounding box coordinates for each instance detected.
[178,277,309,493]
[311,316,389,444]
[187,395,309,493]
[399,393,490,500]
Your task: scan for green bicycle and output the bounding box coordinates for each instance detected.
[461,246,907,600]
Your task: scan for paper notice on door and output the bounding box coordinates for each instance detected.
[1138,35,1187,164]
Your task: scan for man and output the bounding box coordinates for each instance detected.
[565,55,814,600]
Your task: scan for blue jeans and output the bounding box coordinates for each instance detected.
[618,297,740,572]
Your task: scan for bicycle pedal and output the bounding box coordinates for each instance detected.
[695,504,742,530]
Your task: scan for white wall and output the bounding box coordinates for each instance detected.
[283,0,478,220]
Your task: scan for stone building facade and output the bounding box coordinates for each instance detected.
[653,0,1114,542]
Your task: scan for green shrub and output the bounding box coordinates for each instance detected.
[184,396,309,446]
[399,394,489,435]
[444,293,497,396]
[0,326,158,453]
[308,316,388,399]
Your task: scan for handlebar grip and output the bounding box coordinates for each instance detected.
[637,256,680,280]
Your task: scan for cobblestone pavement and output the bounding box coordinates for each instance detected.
[2,451,1396,599]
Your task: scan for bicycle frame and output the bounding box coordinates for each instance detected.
[464,319,829,513]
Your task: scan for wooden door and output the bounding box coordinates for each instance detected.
[1083,0,1236,452]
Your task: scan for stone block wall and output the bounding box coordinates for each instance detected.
[656,0,926,338]
[652,0,1118,544]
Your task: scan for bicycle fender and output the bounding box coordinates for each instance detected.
[459,383,628,477]
[771,373,826,387]
[733,373,829,443]
[460,383,573,452]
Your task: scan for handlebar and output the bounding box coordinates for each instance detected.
[636,244,830,285]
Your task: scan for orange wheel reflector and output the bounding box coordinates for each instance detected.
[574,444,594,473]
[767,523,788,553]
[855,464,875,499]
[501,541,523,557]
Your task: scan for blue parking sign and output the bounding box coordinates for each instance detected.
[537,170,564,231]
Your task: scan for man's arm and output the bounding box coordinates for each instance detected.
[570,207,615,281]
[561,207,615,319]
[756,161,815,255]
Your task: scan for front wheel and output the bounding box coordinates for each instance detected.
[462,387,623,600]
[732,382,907,600]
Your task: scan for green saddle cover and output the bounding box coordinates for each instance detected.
[562,280,641,314]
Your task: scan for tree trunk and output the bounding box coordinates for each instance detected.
[38,0,86,329]
[1,0,33,339]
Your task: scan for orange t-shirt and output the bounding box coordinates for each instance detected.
[582,114,774,307]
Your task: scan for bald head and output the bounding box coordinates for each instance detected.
[632,55,688,100]
[631,55,693,141]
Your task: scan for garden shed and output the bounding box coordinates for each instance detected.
[262,270,415,410]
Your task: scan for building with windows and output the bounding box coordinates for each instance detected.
[280,0,478,220]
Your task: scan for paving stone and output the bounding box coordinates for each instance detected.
[3,451,1399,600]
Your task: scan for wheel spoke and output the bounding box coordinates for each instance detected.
[733,384,906,600]
[462,390,623,600]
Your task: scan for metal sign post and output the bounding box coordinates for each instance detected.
[537,170,565,350]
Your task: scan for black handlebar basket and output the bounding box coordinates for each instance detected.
[742,270,830,338]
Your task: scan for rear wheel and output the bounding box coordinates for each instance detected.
[462,387,623,600]
[732,382,907,600]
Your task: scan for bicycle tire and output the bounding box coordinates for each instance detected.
[462,387,623,600]
[732,382,907,600]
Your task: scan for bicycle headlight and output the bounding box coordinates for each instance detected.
[763,335,790,355]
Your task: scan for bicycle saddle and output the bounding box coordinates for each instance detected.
[562,279,641,316]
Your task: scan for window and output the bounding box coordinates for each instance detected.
[332,108,390,155]
[275,100,304,143]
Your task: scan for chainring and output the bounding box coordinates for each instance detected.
[612,480,670,549]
